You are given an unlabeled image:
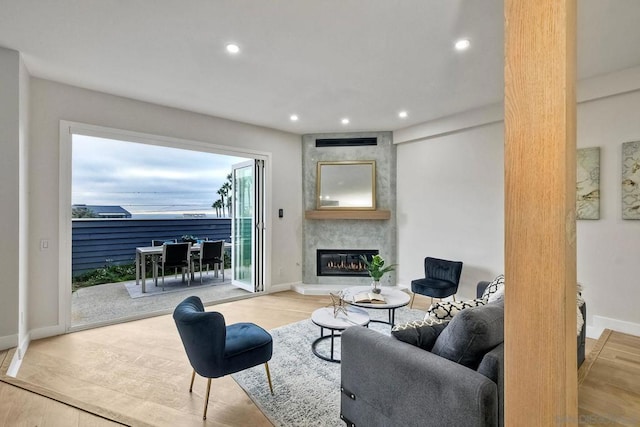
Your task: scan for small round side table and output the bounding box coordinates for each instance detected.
[310,306,370,363]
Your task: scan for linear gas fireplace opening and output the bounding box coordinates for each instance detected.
[317,249,379,277]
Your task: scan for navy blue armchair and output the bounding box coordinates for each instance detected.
[410,257,463,308]
[173,296,274,420]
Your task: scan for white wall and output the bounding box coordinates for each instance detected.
[396,82,640,332]
[576,89,640,329]
[396,122,505,300]
[0,47,21,350]
[28,78,302,334]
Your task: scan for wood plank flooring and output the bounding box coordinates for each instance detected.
[3,291,331,426]
[1,292,639,426]
[578,330,640,425]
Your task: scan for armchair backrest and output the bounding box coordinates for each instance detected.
[173,296,227,378]
[424,257,463,285]
[162,242,191,267]
[200,240,224,262]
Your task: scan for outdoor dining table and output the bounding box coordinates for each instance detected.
[135,243,230,293]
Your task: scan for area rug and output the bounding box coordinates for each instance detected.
[123,275,228,298]
[232,306,426,427]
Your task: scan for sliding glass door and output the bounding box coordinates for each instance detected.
[231,160,265,292]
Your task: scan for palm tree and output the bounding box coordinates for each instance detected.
[221,180,232,216]
[216,187,226,214]
[212,199,223,217]
[212,172,234,217]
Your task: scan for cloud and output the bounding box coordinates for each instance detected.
[72,135,247,212]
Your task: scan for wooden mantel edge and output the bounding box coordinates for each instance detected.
[304,210,391,220]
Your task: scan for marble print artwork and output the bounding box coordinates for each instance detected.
[622,141,640,219]
[576,147,600,220]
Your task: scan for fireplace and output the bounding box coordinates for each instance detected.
[316,249,379,277]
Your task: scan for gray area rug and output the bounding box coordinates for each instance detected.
[232,306,426,427]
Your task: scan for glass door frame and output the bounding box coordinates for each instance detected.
[231,159,265,293]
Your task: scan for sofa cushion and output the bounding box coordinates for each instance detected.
[391,318,449,351]
[481,274,505,301]
[431,300,504,370]
[426,298,486,321]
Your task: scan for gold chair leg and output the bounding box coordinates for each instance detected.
[189,369,196,392]
[265,362,274,395]
[203,378,212,420]
[409,292,415,309]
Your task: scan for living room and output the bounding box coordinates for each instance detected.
[2,1,640,425]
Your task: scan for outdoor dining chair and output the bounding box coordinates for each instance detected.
[155,242,191,290]
[192,240,225,283]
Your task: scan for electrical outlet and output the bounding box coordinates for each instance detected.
[40,239,49,250]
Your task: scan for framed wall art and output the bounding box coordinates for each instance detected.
[576,147,600,220]
[622,140,640,219]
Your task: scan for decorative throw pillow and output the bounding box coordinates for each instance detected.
[481,274,505,301]
[431,300,505,370]
[425,299,486,321]
[488,285,504,304]
[391,318,449,351]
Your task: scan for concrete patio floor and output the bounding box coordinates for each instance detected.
[71,269,251,328]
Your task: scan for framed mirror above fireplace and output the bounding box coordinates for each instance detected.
[316,160,376,210]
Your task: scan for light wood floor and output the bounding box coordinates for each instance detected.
[1,292,639,426]
[578,330,640,425]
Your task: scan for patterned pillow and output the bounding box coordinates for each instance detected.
[488,285,504,303]
[391,317,449,351]
[425,299,486,321]
[481,274,505,301]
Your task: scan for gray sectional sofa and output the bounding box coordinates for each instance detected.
[340,282,586,427]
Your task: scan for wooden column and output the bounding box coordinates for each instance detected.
[504,1,577,425]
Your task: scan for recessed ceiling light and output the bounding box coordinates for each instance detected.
[226,43,240,54]
[455,39,470,51]
[341,118,350,125]
[290,114,299,122]
[398,111,408,119]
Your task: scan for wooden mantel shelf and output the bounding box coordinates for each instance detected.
[305,210,391,220]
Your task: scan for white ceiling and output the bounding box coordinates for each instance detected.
[1,0,640,135]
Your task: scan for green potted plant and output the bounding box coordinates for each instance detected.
[361,254,396,294]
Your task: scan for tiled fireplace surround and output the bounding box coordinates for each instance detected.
[301,131,397,289]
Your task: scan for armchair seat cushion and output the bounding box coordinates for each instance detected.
[224,322,273,374]
[411,278,457,298]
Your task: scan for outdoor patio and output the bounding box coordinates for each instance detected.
[71,269,250,327]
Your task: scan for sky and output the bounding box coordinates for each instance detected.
[72,135,247,215]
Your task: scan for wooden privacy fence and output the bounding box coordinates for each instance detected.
[72,218,231,275]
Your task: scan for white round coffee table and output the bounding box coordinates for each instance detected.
[310,306,370,363]
[341,286,411,327]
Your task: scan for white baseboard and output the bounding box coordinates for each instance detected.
[586,325,604,340]
[5,332,30,377]
[0,334,18,351]
[29,324,65,341]
[268,281,296,293]
[592,315,640,338]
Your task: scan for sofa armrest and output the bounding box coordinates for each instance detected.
[477,281,491,299]
[341,327,499,427]
[578,302,586,367]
